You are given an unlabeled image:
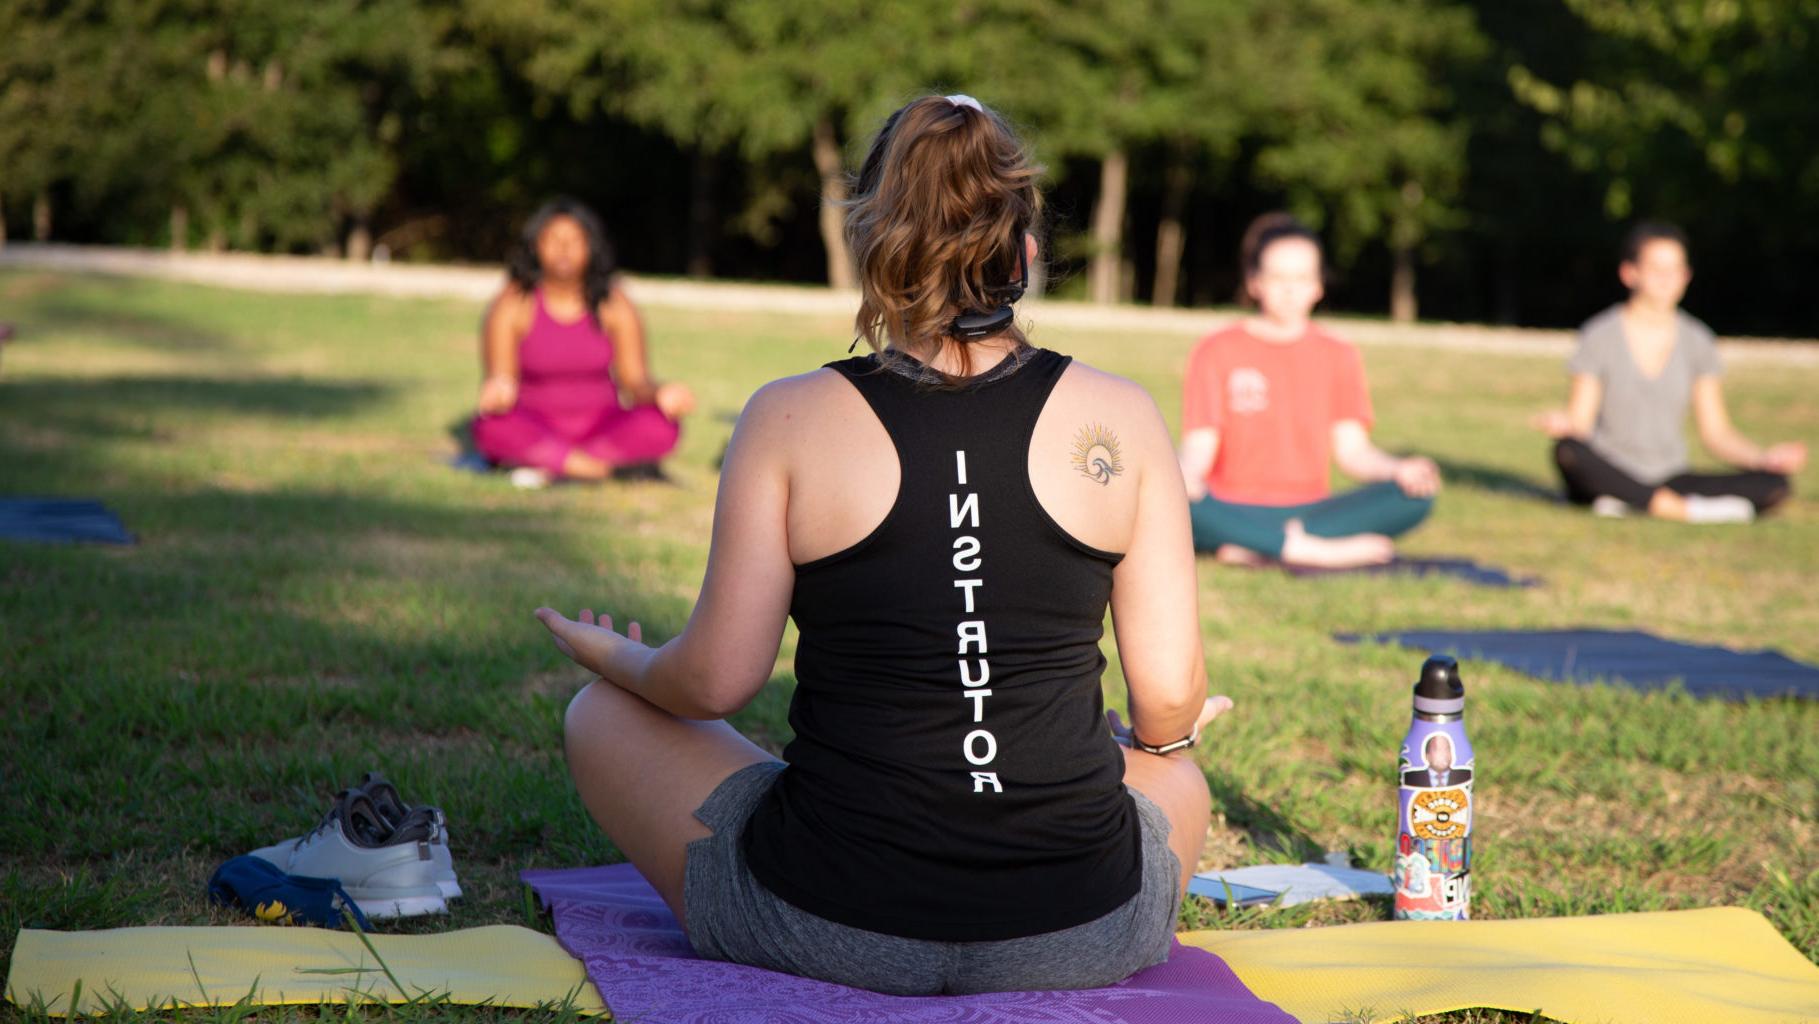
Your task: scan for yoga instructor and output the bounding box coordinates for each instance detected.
[536,94,1228,994]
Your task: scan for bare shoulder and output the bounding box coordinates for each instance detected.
[1050,359,1170,438]
[601,275,637,315]
[737,368,856,438]
[488,283,534,330]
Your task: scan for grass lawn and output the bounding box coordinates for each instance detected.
[2,268,1815,1023]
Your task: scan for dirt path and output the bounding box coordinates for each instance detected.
[3,242,1813,365]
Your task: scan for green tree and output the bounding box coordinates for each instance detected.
[969,0,1253,306]
[1,0,459,255]
[1247,0,1484,321]
[1507,1,1819,224]
[490,0,952,288]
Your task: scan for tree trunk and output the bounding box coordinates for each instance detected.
[811,115,855,290]
[0,199,8,248]
[346,216,372,261]
[1088,149,1128,305]
[171,205,189,251]
[1390,179,1423,323]
[1151,154,1192,307]
[33,190,51,241]
[687,147,716,278]
[1390,243,1417,323]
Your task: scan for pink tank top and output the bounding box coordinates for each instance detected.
[516,289,620,423]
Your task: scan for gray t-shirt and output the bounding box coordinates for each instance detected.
[1568,304,1722,483]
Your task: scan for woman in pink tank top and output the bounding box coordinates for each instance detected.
[472,199,693,483]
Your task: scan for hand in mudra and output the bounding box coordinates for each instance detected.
[1105,696,1233,752]
[1530,408,1573,439]
[478,375,518,415]
[1394,456,1442,498]
[534,606,646,680]
[1761,441,1807,475]
[655,382,696,420]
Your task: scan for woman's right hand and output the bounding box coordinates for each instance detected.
[478,375,518,415]
[1530,408,1574,438]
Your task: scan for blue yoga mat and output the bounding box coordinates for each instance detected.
[1340,629,1819,701]
[0,498,134,545]
[1288,557,1539,589]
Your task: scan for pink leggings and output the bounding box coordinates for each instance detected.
[473,404,679,476]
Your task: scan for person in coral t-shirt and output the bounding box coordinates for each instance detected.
[1178,213,1440,568]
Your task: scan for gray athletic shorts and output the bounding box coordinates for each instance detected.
[682,760,1181,995]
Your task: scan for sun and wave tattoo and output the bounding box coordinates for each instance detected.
[1070,423,1124,485]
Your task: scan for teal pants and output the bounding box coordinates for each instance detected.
[1189,482,1434,559]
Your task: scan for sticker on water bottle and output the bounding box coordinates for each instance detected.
[1397,725,1474,920]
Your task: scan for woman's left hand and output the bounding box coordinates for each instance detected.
[534,606,650,681]
[1393,456,1442,498]
[1106,696,1234,752]
[655,382,696,420]
[1760,441,1807,475]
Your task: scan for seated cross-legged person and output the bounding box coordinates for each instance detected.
[533,94,1230,995]
[1178,213,1440,569]
[1535,221,1803,521]
[472,198,694,487]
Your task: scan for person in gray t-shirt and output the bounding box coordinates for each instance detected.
[1534,222,1804,522]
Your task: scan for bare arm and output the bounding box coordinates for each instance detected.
[1332,420,1440,497]
[478,287,530,413]
[601,283,657,405]
[535,382,797,717]
[1111,393,1211,749]
[1535,374,1602,440]
[1691,376,1808,473]
[1178,427,1218,501]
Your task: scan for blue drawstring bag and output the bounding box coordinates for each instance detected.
[208,855,372,930]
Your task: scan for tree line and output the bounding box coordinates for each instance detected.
[3,0,1815,335]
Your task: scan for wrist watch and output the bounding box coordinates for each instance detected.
[1131,731,1199,755]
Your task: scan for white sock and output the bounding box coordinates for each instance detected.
[1683,494,1755,524]
[1591,495,1630,518]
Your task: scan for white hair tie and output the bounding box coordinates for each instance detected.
[944,94,984,112]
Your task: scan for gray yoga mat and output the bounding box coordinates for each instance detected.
[1287,557,1539,589]
[0,497,134,545]
[1339,628,1819,701]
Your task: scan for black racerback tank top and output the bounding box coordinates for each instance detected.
[741,348,1141,942]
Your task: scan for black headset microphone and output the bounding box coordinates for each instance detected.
[848,238,1030,353]
[949,238,1030,341]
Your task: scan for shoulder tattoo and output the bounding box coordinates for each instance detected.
[1070,423,1124,486]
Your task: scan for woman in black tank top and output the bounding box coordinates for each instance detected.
[537,95,1230,993]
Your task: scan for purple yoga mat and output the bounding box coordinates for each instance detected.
[522,863,1295,1024]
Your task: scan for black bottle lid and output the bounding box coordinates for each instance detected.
[1412,655,1465,714]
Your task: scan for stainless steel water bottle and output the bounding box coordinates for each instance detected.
[1393,655,1474,920]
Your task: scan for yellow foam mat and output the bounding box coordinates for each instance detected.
[1183,906,1819,1024]
[9,909,1817,1022]
[5,924,608,1016]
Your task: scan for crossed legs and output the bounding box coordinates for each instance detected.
[562,679,1214,934]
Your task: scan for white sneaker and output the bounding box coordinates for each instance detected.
[354,773,461,901]
[509,467,552,489]
[247,789,449,918]
[1684,494,1755,524]
[1590,496,1630,518]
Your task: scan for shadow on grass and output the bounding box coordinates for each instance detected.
[2,373,392,424]
[1431,456,1560,504]
[23,291,237,352]
[1205,771,1326,863]
[0,414,681,887]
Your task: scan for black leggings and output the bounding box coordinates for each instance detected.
[1553,439,1791,513]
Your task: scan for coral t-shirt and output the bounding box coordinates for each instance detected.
[1181,322,1374,505]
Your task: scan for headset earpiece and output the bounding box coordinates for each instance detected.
[948,238,1029,341]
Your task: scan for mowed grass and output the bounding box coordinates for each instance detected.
[2,268,1815,1023]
